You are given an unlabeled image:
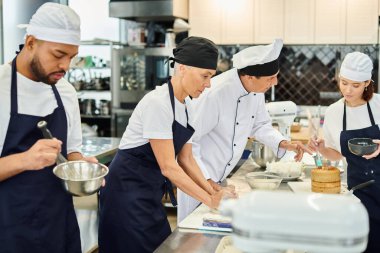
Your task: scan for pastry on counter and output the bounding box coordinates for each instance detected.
[311,166,341,193]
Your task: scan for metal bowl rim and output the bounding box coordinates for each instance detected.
[53,160,109,182]
[348,138,377,147]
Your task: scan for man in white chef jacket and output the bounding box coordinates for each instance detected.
[177,39,312,222]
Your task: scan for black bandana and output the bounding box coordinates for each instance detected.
[239,58,279,76]
[168,36,218,69]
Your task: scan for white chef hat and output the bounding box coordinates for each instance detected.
[18,3,81,46]
[340,52,373,82]
[232,39,283,76]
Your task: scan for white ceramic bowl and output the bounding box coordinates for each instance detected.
[245,172,282,190]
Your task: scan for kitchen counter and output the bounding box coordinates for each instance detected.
[155,159,294,253]
[81,136,120,164]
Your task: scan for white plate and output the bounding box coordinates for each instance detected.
[281,174,303,182]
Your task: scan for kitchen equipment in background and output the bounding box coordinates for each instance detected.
[109,0,189,21]
[173,18,191,33]
[112,108,134,137]
[165,29,175,47]
[266,101,297,139]
[220,191,369,253]
[251,140,278,167]
[111,47,173,109]
[348,138,379,156]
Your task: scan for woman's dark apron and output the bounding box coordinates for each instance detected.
[340,102,380,253]
[0,57,81,253]
[98,80,194,253]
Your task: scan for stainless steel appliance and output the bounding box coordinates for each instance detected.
[111,46,173,109]
[109,0,188,22]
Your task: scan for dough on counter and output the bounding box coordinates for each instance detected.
[311,166,341,194]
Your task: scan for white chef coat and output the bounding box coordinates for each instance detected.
[119,83,192,149]
[323,94,380,153]
[0,63,82,155]
[177,68,286,222]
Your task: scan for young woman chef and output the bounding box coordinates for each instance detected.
[309,52,380,253]
[98,37,225,253]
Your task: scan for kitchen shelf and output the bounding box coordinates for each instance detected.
[81,114,111,119]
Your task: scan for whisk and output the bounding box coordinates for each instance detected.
[307,107,323,168]
[37,121,81,179]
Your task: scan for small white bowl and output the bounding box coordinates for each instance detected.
[245,172,282,190]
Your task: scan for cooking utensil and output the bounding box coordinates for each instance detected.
[348,138,379,156]
[307,108,323,168]
[37,121,109,196]
[251,140,279,167]
[37,121,68,164]
[348,179,375,194]
[53,161,108,196]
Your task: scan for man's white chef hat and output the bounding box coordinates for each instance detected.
[340,52,373,82]
[18,3,81,46]
[232,39,283,76]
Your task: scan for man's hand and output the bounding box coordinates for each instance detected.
[363,139,380,159]
[22,139,62,170]
[280,140,313,161]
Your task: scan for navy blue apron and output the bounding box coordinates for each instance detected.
[99,80,194,253]
[0,57,81,253]
[340,102,380,253]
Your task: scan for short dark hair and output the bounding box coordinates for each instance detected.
[363,80,374,101]
[237,69,260,79]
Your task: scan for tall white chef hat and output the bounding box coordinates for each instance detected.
[232,39,283,76]
[18,3,81,46]
[340,52,373,82]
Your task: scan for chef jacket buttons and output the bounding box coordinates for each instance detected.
[238,100,241,103]
[234,144,236,146]
[254,93,256,96]
[236,122,239,125]
[252,116,254,118]
[227,163,231,166]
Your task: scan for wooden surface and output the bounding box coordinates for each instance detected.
[291,127,323,144]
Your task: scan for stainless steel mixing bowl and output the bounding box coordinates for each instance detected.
[53,161,108,197]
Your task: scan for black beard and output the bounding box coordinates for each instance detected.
[30,57,65,85]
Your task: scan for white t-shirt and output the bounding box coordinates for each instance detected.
[0,63,82,155]
[323,93,380,153]
[119,83,192,149]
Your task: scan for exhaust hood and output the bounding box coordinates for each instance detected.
[109,0,188,22]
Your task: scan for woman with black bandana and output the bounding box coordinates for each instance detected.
[98,37,226,253]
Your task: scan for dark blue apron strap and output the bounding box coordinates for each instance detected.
[343,102,347,131]
[367,102,376,126]
[164,178,177,207]
[168,79,189,123]
[168,79,175,120]
[344,101,375,131]
[51,85,64,108]
[10,57,18,114]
